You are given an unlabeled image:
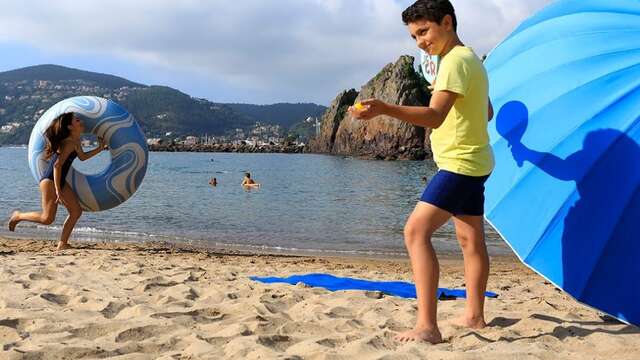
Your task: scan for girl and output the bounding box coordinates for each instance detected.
[8,112,107,250]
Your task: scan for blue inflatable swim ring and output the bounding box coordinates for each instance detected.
[27,96,148,212]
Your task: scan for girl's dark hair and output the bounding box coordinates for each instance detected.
[402,0,457,31]
[44,112,74,160]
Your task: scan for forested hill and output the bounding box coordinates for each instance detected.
[0,64,326,144]
[225,103,326,129]
[0,64,143,89]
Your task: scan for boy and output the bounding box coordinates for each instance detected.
[241,172,260,188]
[349,0,494,343]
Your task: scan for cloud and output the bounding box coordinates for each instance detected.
[0,0,552,103]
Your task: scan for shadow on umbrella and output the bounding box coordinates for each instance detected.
[496,100,640,326]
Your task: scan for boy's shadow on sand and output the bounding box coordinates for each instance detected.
[461,314,640,343]
[478,314,640,342]
[495,100,640,327]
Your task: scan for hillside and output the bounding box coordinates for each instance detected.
[0,64,143,89]
[225,103,326,129]
[0,65,325,145]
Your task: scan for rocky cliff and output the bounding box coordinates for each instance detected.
[309,89,358,153]
[309,55,434,161]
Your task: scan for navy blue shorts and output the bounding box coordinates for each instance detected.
[420,170,490,216]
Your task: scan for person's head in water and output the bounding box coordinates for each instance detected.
[44,112,84,159]
[402,0,458,57]
[245,172,251,179]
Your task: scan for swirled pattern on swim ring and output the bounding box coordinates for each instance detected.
[28,96,148,212]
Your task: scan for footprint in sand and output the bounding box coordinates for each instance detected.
[28,272,52,281]
[100,301,130,319]
[326,306,354,319]
[68,323,126,341]
[257,335,293,352]
[0,319,22,330]
[115,325,165,343]
[0,325,22,351]
[138,276,180,292]
[150,308,226,325]
[171,284,200,301]
[14,280,30,289]
[40,293,69,305]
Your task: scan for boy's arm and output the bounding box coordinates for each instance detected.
[354,90,458,129]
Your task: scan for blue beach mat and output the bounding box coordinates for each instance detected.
[250,273,497,299]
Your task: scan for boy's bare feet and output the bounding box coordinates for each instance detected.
[8,211,19,231]
[56,242,73,251]
[395,326,442,344]
[449,315,486,329]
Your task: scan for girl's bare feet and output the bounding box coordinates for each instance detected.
[395,326,443,344]
[56,242,73,251]
[8,211,19,231]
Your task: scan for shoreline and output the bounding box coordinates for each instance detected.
[148,143,306,154]
[0,231,513,261]
[1,237,638,359]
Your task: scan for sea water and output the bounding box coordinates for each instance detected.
[0,147,508,257]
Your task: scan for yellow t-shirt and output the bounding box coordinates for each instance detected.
[431,46,494,176]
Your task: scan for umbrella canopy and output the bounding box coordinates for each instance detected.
[484,0,640,326]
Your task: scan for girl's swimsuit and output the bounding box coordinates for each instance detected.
[40,151,78,189]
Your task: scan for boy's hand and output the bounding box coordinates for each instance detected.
[348,99,388,120]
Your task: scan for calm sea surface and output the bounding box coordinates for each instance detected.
[0,147,508,257]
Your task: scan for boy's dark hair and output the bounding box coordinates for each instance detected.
[245,172,251,178]
[402,0,457,32]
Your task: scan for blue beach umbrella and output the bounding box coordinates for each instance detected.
[484,0,640,326]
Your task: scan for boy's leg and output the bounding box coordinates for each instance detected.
[395,201,451,343]
[452,214,489,328]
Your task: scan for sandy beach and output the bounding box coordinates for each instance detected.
[1,237,638,359]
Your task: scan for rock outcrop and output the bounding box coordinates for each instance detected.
[308,89,358,153]
[309,55,434,161]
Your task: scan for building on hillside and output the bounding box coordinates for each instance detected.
[147,138,162,146]
[0,123,21,133]
[184,136,199,145]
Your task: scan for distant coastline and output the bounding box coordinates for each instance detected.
[148,142,306,153]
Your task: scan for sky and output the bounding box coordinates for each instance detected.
[0,0,553,105]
